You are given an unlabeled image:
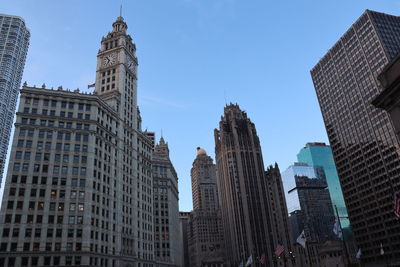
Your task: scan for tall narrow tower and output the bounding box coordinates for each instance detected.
[95,15,138,128]
[0,14,30,181]
[152,137,181,266]
[214,104,276,266]
[188,147,225,267]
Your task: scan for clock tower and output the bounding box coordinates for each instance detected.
[95,15,138,129]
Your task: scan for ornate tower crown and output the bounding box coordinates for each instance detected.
[112,16,127,33]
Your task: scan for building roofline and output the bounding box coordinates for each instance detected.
[0,13,30,32]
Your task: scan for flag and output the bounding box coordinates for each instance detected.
[259,253,265,264]
[296,230,306,248]
[246,255,253,266]
[333,219,342,239]
[238,260,244,267]
[274,243,284,257]
[380,243,384,255]
[393,193,400,218]
[87,83,95,89]
[356,248,362,259]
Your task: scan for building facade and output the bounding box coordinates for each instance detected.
[297,143,349,231]
[179,212,190,267]
[311,9,400,265]
[0,16,156,267]
[152,137,181,266]
[282,163,335,243]
[188,147,224,267]
[214,104,277,266]
[265,164,296,266]
[0,14,30,182]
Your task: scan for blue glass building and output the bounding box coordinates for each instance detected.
[297,143,350,232]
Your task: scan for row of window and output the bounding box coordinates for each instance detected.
[23,107,91,118]
[25,97,91,111]
[4,213,83,225]
[21,118,91,128]
[13,163,87,175]
[15,152,87,163]
[9,186,85,198]
[17,139,88,152]
[0,255,81,266]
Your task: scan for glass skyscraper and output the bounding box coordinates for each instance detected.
[297,142,349,230]
[311,9,400,265]
[281,163,335,243]
[0,14,30,182]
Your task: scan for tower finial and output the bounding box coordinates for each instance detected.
[120,5,122,17]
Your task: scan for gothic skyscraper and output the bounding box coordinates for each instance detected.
[0,16,156,267]
[214,104,278,266]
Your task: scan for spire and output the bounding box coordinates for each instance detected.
[112,9,128,33]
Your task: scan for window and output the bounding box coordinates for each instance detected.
[24,152,31,160]
[68,216,75,224]
[67,122,72,128]
[13,163,20,171]
[19,129,26,136]
[78,103,84,110]
[15,151,22,159]
[71,179,78,186]
[17,140,24,147]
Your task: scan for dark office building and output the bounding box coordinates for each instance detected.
[311,10,400,266]
[214,104,277,266]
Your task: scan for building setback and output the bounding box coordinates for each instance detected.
[152,137,181,266]
[188,147,225,267]
[0,16,156,267]
[311,9,400,266]
[0,14,30,182]
[214,104,277,266]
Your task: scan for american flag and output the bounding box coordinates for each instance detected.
[259,253,265,264]
[394,193,400,218]
[274,243,284,257]
[87,83,95,89]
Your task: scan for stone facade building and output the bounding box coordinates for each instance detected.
[311,9,400,265]
[214,104,282,266]
[152,137,181,266]
[265,164,296,266]
[179,212,190,267]
[0,16,156,267]
[0,14,30,181]
[188,148,224,267]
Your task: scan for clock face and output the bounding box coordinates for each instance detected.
[102,53,117,67]
[127,58,135,73]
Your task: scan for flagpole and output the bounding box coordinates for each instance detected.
[335,205,350,266]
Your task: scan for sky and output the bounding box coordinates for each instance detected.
[1,0,400,212]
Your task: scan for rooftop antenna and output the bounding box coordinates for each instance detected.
[161,128,163,138]
[120,5,123,17]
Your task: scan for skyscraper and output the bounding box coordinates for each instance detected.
[188,147,224,267]
[297,143,349,231]
[0,14,30,182]
[311,10,400,265]
[282,163,335,243]
[265,164,296,266]
[0,16,157,266]
[152,137,181,266]
[214,104,276,266]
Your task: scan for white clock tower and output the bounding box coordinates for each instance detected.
[95,15,138,129]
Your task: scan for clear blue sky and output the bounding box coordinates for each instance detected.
[2,0,399,211]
